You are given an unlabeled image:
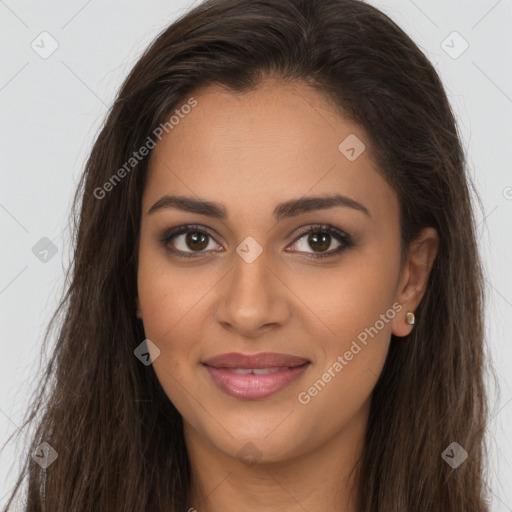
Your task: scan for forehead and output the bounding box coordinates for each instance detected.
[143,81,397,225]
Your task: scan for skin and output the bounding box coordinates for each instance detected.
[135,80,439,512]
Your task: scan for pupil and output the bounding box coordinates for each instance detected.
[187,232,208,251]
[309,232,330,252]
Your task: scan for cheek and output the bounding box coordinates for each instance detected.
[292,252,398,396]
[296,292,394,430]
[286,252,398,340]
[137,266,202,412]
[136,244,211,341]
[137,275,200,359]
[136,250,210,392]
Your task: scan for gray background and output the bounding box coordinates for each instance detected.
[1,0,511,509]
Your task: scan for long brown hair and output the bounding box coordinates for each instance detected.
[2,0,493,510]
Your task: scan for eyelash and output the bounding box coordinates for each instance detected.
[159,223,354,260]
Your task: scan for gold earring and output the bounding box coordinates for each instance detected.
[406,311,415,326]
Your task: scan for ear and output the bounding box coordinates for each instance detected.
[135,296,143,319]
[392,227,439,337]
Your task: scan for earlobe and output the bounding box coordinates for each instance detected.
[391,227,439,337]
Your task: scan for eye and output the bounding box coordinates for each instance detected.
[287,224,354,260]
[160,225,221,258]
[159,223,354,260]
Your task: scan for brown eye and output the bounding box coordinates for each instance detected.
[161,225,221,258]
[160,223,353,260]
[184,231,209,251]
[287,224,354,260]
[307,231,332,252]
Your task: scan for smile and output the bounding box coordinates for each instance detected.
[204,364,311,399]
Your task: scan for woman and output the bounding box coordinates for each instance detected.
[2,0,491,510]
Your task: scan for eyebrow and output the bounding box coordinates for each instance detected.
[147,193,371,221]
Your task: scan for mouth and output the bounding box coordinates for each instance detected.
[202,352,311,400]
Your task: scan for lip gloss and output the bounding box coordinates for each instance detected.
[204,363,310,399]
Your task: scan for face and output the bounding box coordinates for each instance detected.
[135,80,434,465]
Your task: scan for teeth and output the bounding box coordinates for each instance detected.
[230,368,253,375]
[229,368,284,375]
[252,368,282,374]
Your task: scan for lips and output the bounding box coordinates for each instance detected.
[202,352,311,400]
[203,352,310,369]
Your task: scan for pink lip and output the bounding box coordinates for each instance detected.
[202,352,311,400]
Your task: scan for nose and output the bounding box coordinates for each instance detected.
[214,247,291,339]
